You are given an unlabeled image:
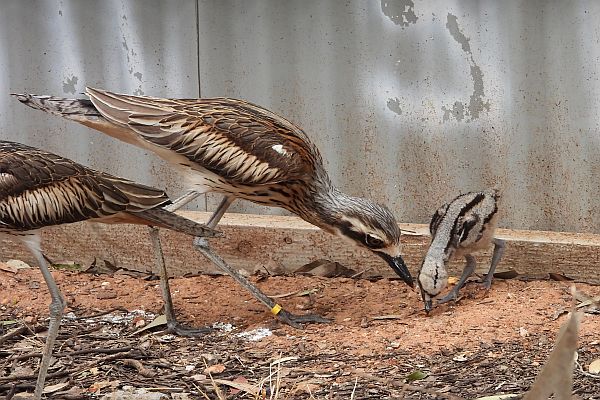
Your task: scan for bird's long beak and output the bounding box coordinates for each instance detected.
[376,252,414,288]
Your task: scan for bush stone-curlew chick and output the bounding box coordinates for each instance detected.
[417,189,505,313]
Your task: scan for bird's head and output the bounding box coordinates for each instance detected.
[327,197,413,287]
[417,257,448,313]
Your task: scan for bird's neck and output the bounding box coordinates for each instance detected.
[294,180,358,235]
[427,235,454,263]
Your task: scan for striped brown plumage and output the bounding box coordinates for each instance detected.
[417,188,505,313]
[0,140,218,400]
[14,88,413,286]
[0,140,219,237]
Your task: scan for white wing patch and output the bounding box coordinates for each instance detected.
[272,144,289,156]
[0,173,17,189]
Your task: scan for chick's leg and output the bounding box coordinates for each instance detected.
[437,254,476,304]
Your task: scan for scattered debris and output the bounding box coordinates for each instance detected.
[236,327,272,341]
[588,359,600,374]
[212,322,234,332]
[1,269,600,399]
[203,364,226,375]
[6,259,32,270]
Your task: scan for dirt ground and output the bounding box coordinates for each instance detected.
[1,266,599,399]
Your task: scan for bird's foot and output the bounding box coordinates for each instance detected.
[478,275,494,292]
[166,321,214,337]
[276,309,331,329]
[436,289,461,305]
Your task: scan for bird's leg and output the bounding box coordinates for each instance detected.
[148,227,211,336]
[25,239,66,400]
[480,238,506,290]
[165,190,201,212]
[206,196,235,229]
[193,240,330,329]
[437,254,476,305]
[150,189,211,336]
[193,196,234,247]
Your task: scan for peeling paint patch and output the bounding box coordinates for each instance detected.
[441,13,490,122]
[62,75,78,94]
[381,0,418,27]
[442,101,465,122]
[133,87,144,95]
[133,71,143,81]
[386,97,403,115]
[446,14,471,53]
[121,35,129,51]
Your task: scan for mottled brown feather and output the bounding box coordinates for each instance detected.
[86,88,321,186]
[0,141,218,239]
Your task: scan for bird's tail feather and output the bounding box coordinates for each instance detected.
[138,208,221,238]
[11,93,101,122]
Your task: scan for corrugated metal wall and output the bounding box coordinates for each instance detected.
[2,0,600,233]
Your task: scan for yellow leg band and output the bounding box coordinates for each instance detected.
[271,303,283,315]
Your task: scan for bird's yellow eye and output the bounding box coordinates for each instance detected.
[364,234,384,248]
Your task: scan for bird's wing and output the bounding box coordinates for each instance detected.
[0,140,170,231]
[86,87,321,185]
[454,213,482,247]
[429,202,450,236]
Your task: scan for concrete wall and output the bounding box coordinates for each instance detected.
[2,0,600,233]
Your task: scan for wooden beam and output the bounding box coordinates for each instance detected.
[2,212,599,283]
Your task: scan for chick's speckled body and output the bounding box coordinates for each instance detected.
[418,189,505,312]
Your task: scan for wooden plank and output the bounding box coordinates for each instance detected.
[1,212,599,283]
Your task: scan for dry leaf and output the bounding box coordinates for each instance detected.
[447,276,459,285]
[493,270,520,279]
[203,363,226,375]
[212,378,259,396]
[229,376,249,395]
[6,259,32,270]
[548,272,574,282]
[523,308,581,399]
[43,382,69,393]
[0,262,18,273]
[88,380,116,393]
[589,359,600,374]
[133,314,167,335]
[191,374,207,381]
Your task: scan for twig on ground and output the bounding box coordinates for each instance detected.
[8,345,134,362]
[350,377,358,400]
[351,268,372,279]
[122,358,157,378]
[0,325,29,346]
[73,307,129,320]
[0,349,140,382]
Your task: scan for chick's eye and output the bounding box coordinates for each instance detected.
[364,234,384,248]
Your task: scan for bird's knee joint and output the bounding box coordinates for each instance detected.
[193,236,210,249]
[49,297,66,315]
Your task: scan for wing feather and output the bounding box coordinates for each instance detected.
[0,141,170,231]
[86,87,321,186]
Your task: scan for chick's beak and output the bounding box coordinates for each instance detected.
[418,282,433,314]
[376,252,414,288]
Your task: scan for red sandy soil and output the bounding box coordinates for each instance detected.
[2,268,599,355]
